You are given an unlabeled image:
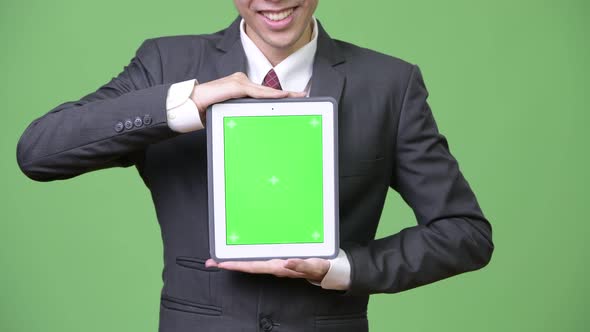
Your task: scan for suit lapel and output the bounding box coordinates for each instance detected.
[215,17,247,78]
[309,20,346,104]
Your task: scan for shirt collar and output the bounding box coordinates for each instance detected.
[239,16,318,92]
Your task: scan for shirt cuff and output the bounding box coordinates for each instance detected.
[166,78,204,133]
[307,248,351,290]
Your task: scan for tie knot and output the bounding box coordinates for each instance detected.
[262,69,282,90]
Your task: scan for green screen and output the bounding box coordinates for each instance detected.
[223,115,324,245]
[2,1,589,331]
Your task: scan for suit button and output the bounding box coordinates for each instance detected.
[134,116,143,127]
[114,122,124,132]
[124,119,133,130]
[143,114,152,125]
[260,317,273,331]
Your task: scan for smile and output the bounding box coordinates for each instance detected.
[260,8,295,22]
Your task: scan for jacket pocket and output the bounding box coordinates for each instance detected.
[160,294,222,316]
[172,256,222,308]
[176,256,220,272]
[314,311,368,331]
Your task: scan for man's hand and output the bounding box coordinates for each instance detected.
[190,72,306,124]
[205,257,331,283]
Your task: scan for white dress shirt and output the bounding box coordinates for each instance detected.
[164,17,351,291]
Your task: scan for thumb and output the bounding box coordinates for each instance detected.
[205,259,218,267]
[284,258,308,272]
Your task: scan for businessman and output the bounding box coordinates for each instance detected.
[16,0,494,331]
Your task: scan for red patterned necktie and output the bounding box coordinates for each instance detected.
[262,68,282,90]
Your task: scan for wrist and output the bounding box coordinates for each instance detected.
[190,84,207,114]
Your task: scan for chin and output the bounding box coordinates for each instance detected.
[265,35,301,49]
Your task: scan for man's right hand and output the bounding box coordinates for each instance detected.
[190,72,306,125]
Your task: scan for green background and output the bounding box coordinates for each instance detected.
[224,115,323,244]
[1,0,588,331]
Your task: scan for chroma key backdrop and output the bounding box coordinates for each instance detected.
[1,0,588,331]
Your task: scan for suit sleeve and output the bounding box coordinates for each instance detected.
[16,38,178,181]
[341,65,494,295]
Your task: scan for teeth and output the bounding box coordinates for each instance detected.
[262,8,293,21]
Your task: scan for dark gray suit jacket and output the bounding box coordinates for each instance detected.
[17,17,494,332]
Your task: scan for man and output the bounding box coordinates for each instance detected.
[16,0,494,331]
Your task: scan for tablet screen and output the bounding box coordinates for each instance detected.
[223,115,324,245]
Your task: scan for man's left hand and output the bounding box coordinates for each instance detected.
[205,258,330,282]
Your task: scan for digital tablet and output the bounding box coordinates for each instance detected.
[206,97,339,261]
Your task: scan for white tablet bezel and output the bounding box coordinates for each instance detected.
[206,97,339,261]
